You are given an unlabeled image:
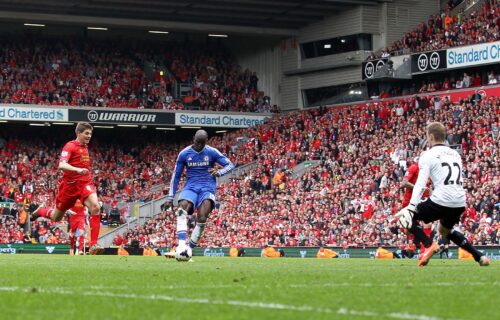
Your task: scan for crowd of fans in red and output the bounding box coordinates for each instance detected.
[0,37,271,112]
[1,94,498,247]
[0,124,264,244]
[372,69,500,99]
[119,94,499,249]
[416,71,500,93]
[367,0,499,59]
[1,0,499,247]
[0,128,192,244]
[164,42,274,113]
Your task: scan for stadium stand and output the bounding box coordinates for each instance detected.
[367,0,499,59]
[0,36,271,112]
[0,124,267,244]
[119,94,499,248]
[369,68,500,98]
[0,127,181,243]
[1,1,499,249]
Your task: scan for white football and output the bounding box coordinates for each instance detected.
[396,207,414,229]
[174,245,192,262]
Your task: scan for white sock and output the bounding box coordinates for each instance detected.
[176,208,188,247]
[189,223,206,248]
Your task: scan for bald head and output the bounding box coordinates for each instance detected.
[193,130,208,151]
[194,130,208,141]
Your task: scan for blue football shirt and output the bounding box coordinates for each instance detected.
[167,145,234,200]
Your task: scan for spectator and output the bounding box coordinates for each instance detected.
[488,72,498,84]
[463,73,471,88]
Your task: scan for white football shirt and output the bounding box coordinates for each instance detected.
[410,144,466,208]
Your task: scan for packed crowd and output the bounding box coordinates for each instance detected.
[367,0,499,59]
[164,42,273,113]
[120,95,499,249]
[372,69,500,99]
[0,128,192,243]
[0,36,270,112]
[2,94,498,246]
[417,72,486,93]
[0,121,276,244]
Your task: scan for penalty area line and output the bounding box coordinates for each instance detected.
[0,286,461,320]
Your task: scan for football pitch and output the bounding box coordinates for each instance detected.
[0,255,497,320]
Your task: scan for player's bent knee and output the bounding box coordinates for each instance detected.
[51,209,65,221]
[178,200,192,212]
[89,204,100,215]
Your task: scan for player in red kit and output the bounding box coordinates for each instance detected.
[32,122,103,254]
[401,157,432,256]
[68,199,87,255]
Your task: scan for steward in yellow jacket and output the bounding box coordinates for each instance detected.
[317,247,339,258]
[262,245,284,258]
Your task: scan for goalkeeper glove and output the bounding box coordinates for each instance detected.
[395,204,416,229]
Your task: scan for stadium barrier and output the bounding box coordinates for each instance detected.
[189,247,500,259]
[1,244,499,260]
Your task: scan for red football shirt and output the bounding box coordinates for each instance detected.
[403,164,419,205]
[59,140,91,182]
[403,163,430,205]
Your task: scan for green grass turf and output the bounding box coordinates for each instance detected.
[0,255,497,320]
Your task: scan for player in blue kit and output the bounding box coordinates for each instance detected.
[162,130,234,249]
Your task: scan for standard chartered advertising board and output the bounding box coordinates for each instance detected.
[0,105,68,122]
[175,113,269,128]
[447,41,500,69]
[0,105,270,129]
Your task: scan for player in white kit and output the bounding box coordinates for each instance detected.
[396,122,490,267]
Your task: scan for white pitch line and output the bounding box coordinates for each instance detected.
[388,313,443,320]
[0,286,462,320]
[0,286,18,291]
[288,281,497,288]
[83,281,498,291]
[89,284,235,290]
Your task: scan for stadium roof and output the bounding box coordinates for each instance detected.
[0,0,379,36]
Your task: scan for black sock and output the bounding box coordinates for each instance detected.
[410,223,433,248]
[447,230,483,262]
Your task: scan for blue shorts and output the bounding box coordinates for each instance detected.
[178,186,216,209]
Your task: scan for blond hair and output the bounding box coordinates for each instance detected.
[426,122,446,142]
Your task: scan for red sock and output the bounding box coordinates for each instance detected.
[420,227,432,252]
[423,227,432,238]
[70,236,75,252]
[37,208,54,219]
[78,234,85,252]
[90,215,101,246]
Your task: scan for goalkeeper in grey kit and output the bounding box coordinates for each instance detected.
[395,122,489,267]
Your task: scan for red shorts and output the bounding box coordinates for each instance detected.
[56,180,96,212]
[70,216,86,232]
